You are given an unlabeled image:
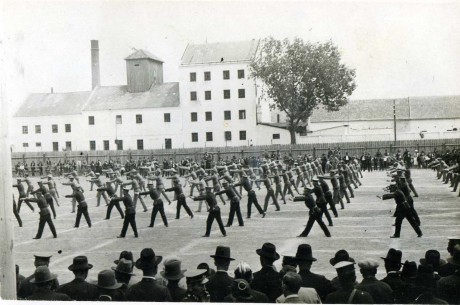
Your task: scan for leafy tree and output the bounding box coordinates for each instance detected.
[250,37,356,144]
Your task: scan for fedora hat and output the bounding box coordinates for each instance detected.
[114,251,133,265]
[401,261,417,279]
[420,250,446,268]
[30,266,57,284]
[197,262,216,277]
[295,244,317,262]
[160,259,186,281]
[381,248,402,265]
[282,255,298,267]
[256,243,280,261]
[210,246,235,261]
[330,250,355,266]
[447,244,460,266]
[135,248,162,270]
[68,256,93,271]
[94,270,123,290]
[112,258,135,275]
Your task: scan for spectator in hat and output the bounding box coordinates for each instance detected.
[18,254,59,299]
[329,250,355,290]
[356,260,393,304]
[276,266,320,304]
[26,266,72,301]
[125,248,171,301]
[112,258,135,288]
[410,264,445,303]
[401,260,417,286]
[93,270,126,301]
[56,256,98,300]
[295,244,335,302]
[160,258,187,301]
[325,261,374,304]
[437,270,460,304]
[438,238,460,277]
[182,269,211,302]
[381,248,409,303]
[206,246,235,302]
[282,256,298,269]
[224,261,269,303]
[197,262,216,278]
[251,242,282,302]
[420,249,446,274]
[111,188,138,238]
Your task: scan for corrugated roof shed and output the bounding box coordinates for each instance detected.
[83,82,180,111]
[310,95,460,122]
[181,40,260,65]
[14,91,91,117]
[125,49,164,62]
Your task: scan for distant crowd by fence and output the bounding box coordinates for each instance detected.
[11,138,460,169]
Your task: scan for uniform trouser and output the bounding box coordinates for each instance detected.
[176,196,193,218]
[90,181,95,191]
[394,211,422,237]
[150,204,168,227]
[157,186,171,203]
[333,188,344,209]
[97,191,110,206]
[290,179,300,194]
[196,191,209,212]
[445,172,452,183]
[263,189,280,211]
[75,206,91,227]
[247,191,264,217]
[120,213,138,237]
[205,208,226,236]
[133,193,147,211]
[49,189,59,206]
[352,172,362,186]
[300,212,330,237]
[275,184,286,204]
[48,199,57,219]
[283,183,295,197]
[296,176,306,189]
[450,174,457,187]
[106,199,125,219]
[189,182,197,196]
[13,201,22,227]
[408,181,419,197]
[318,203,333,226]
[325,192,338,217]
[17,197,34,213]
[347,184,355,197]
[340,187,351,203]
[35,214,57,238]
[227,199,244,226]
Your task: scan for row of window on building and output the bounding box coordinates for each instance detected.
[190,89,246,101]
[22,124,71,134]
[190,69,245,82]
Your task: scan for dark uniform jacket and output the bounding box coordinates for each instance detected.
[112,194,136,215]
[356,276,393,304]
[56,278,99,301]
[125,277,172,302]
[26,286,72,301]
[251,265,282,302]
[65,190,87,208]
[325,287,374,304]
[298,269,335,302]
[98,185,116,197]
[206,270,234,302]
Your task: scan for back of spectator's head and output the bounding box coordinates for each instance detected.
[334,261,356,286]
[358,260,379,277]
[282,272,302,295]
[279,265,297,279]
[234,262,253,283]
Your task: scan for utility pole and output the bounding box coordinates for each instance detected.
[393,99,397,143]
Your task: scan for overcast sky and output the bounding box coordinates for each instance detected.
[4,0,460,113]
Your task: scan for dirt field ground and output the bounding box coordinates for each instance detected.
[13,168,460,285]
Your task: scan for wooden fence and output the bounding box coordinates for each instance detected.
[11,138,460,168]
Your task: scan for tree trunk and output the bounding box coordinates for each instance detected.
[289,129,297,144]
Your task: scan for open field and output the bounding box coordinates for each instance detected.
[13,169,460,285]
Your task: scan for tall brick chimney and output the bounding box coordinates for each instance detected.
[91,40,100,90]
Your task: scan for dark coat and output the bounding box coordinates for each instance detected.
[356,276,393,304]
[166,283,187,302]
[298,269,335,301]
[251,266,282,302]
[18,273,59,299]
[26,287,72,301]
[436,272,460,304]
[438,262,459,277]
[381,272,411,303]
[56,278,99,301]
[206,271,233,302]
[125,278,172,302]
[324,287,374,304]
[223,289,269,303]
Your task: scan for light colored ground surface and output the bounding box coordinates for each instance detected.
[13,169,460,285]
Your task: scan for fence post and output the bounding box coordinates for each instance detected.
[313,147,316,159]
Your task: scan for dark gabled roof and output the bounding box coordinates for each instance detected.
[181,40,260,65]
[14,91,91,117]
[310,95,460,122]
[82,82,180,111]
[125,49,164,63]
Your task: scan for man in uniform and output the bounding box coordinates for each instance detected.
[256,173,280,212]
[293,187,331,237]
[41,175,60,206]
[318,175,339,218]
[122,174,148,212]
[14,178,35,213]
[25,189,58,239]
[234,173,265,219]
[192,186,226,237]
[111,188,139,238]
[140,183,168,228]
[216,181,244,227]
[312,178,334,227]
[65,185,92,228]
[100,181,125,220]
[165,180,194,219]
[37,181,57,219]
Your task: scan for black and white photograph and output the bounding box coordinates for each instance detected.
[1,0,460,303]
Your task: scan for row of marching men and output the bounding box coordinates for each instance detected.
[429,157,460,196]
[11,156,365,239]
